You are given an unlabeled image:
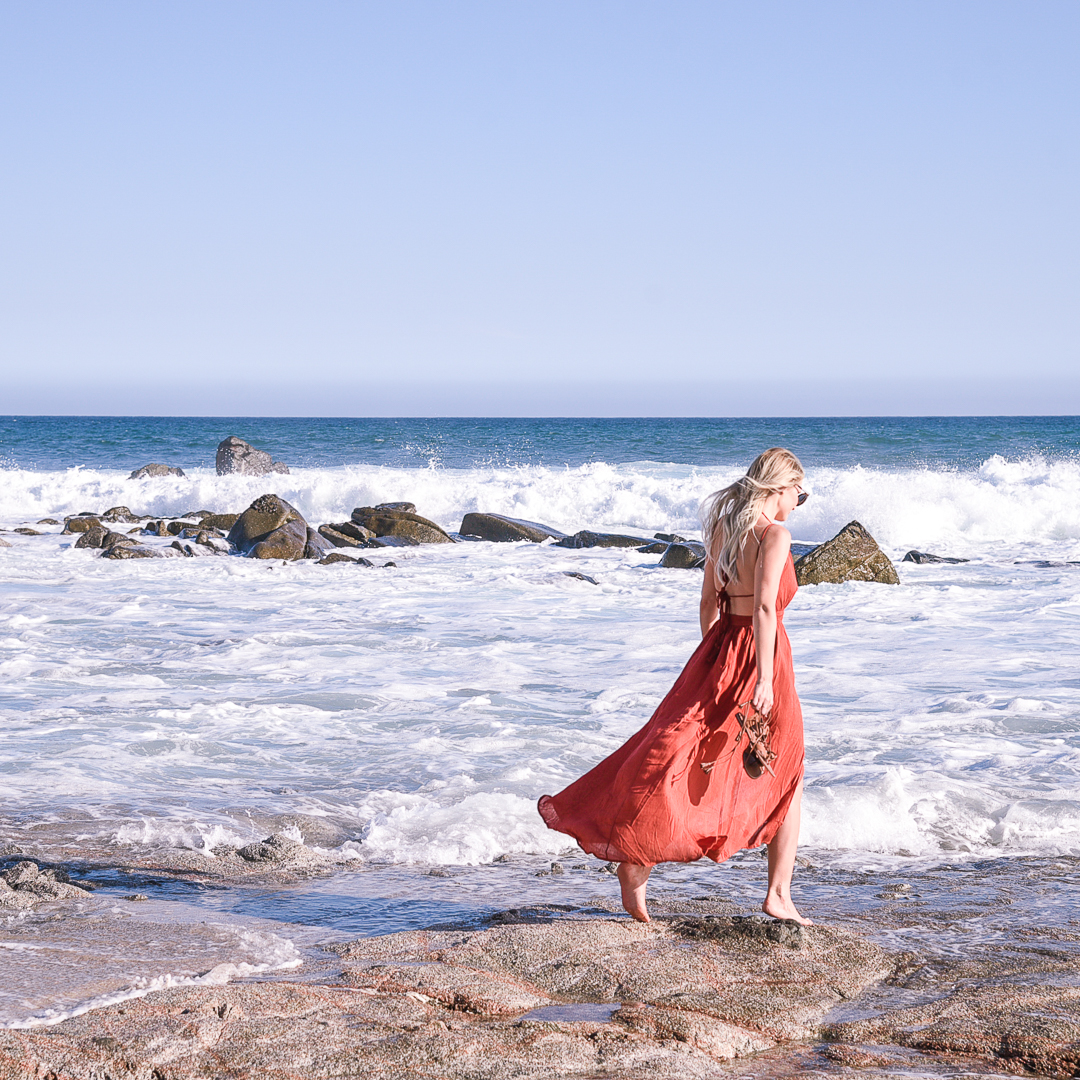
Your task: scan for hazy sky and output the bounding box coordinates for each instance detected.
[2,2,1078,416]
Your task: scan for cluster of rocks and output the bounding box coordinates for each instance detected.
[128,436,290,481]
[0,860,91,910]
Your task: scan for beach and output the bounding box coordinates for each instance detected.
[2,415,1080,1074]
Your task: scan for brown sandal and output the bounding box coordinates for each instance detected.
[734,700,776,778]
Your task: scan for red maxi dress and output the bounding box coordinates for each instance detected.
[538,543,804,866]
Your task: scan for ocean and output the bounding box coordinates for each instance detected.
[1,414,1079,1029]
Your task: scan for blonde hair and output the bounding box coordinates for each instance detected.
[700,447,805,585]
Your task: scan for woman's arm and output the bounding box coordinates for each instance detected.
[699,556,721,637]
[751,525,791,716]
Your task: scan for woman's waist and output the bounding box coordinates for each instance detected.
[723,610,787,626]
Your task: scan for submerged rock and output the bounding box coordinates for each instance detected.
[0,536,11,548]
[794,521,900,586]
[902,550,970,565]
[317,552,375,567]
[351,506,453,545]
[100,505,142,523]
[555,529,653,549]
[227,495,309,560]
[215,436,290,477]
[459,513,567,543]
[128,463,186,480]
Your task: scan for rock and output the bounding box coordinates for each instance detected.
[376,501,416,513]
[215,436,290,477]
[199,512,240,531]
[74,525,109,549]
[227,494,309,560]
[3,917,890,1077]
[459,513,567,543]
[62,516,102,534]
[37,518,60,525]
[794,521,900,586]
[636,541,669,554]
[101,505,141,522]
[317,552,375,566]
[318,523,376,548]
[563,571,599,584]
[554,529,653,549]
[0,861,91,908]
[101,544,166,560]
[351,506,453,545]
[902,550,970,564]
[304,527,333,560]
[369,535,420,548]
[234,834,324,872]
[14,527,42,535]
[0,536,11,548]
[660,541,708,569]
[128,463,186,480]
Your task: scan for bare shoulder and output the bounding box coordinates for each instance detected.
[761,523,792,555]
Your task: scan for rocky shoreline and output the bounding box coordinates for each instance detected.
[5,840,1080,1078]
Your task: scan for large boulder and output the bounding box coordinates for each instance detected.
[101,506,141,523]
[227,495,309,560]
[304,527,333,560]
[128,463,186,480]
[660,541,708,569]
[216,436,290,477]
[555,529,653,549]
[62,516,102,534]
[459,513,566,543]
[199,512,240,531]
[794,521,899,586]
[351,506,453,545]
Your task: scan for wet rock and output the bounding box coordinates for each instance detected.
[14,527,41,535]
[376,501,416,513]
[369,534,420,548]
[199,512,240,531]
[128,463,186,479]
[227,494,309,560]
[351,506,453,545]
[235,834,324,873]
[318,522,376,548]
[554,529,653,549]
[100,505,142,523]
[672,914,805,950]
[74,525,109,549]
[304,527,333,560]
[0,861,91,908]
[794,521,900,586]
[659,541,708,569]
[62,516,102,534]
[215,436,290,477]
[100,544,168,561]
[459,513,567,543]
[316,552,375,567]
[902,550,970,564]
[0,537,11,548]
[37,518,60,525]
[563,571,599,584]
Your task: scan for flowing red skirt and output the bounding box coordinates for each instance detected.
[538,601,804,866]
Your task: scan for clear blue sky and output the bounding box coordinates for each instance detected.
[2,1,1078,416]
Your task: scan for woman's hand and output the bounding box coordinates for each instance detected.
[752,676,774,718]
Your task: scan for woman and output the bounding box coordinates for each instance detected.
[538,447,810,925]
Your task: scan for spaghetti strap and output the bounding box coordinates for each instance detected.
[719,519,774,600]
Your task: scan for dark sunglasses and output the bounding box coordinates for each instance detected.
[796,487,809,506]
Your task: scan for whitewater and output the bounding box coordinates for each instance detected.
[2,425,1079,1025]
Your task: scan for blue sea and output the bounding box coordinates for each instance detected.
[1,414,1079,1027]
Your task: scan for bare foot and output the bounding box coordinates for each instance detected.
[617,862,652,922]
[762,892,813,926]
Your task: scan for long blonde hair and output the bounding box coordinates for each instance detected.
[700,447,805,585]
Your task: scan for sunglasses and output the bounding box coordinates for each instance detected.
[796,486,809,506]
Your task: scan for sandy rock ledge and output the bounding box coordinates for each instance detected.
[0,916,890,1079]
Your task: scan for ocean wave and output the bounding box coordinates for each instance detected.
[3,455,1080,557]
